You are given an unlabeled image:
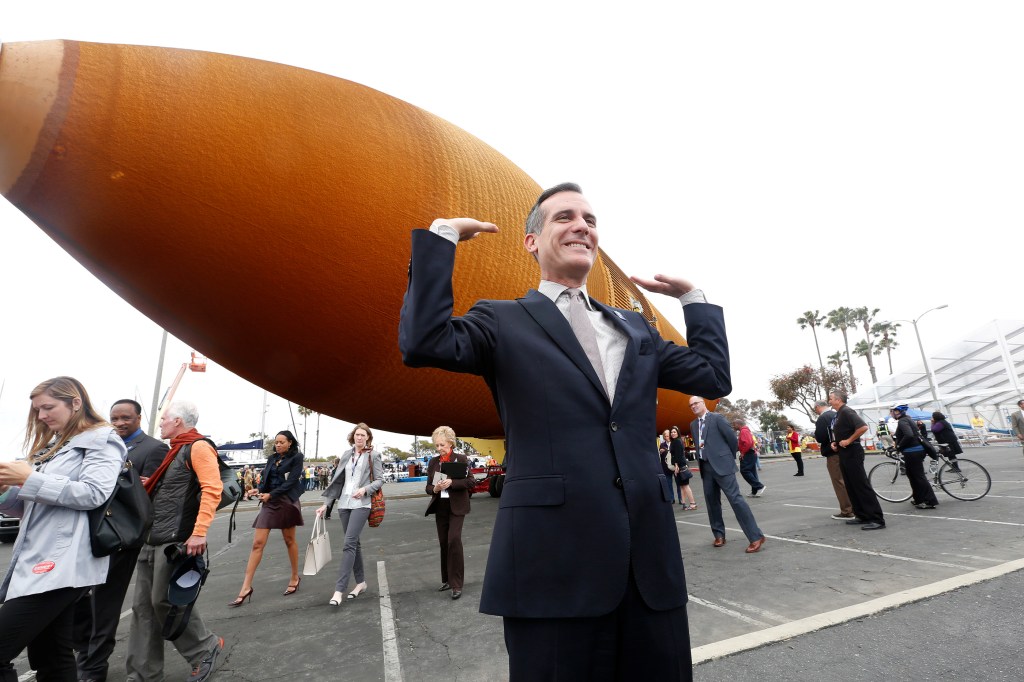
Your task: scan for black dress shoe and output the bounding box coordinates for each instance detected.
[861,522,886,530]
[845,518,868,525]
[451,590,462,600]
[438,582,451,592]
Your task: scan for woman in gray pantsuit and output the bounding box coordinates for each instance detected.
[317,422,383,606]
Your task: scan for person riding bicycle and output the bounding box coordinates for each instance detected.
[890,404,939,510]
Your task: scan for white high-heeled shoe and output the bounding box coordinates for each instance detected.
[328,591,343,606]
[347,582,368,599]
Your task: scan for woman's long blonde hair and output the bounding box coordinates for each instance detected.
[24,376,108,457]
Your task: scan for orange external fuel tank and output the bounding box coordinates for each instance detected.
[0,39,709,438]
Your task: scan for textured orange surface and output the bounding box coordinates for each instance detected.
[0,40,709,437]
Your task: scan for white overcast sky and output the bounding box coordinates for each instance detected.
[1,1,1021,457]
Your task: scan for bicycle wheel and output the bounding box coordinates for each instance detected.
[869,461,912,502]
[938,459,991,501]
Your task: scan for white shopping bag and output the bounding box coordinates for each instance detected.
[303,514,332,576]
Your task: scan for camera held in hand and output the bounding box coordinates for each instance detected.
[164,543,188,563]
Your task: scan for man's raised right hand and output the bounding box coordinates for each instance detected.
[431,218,499,241]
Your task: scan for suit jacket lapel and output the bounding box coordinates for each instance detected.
[518,290,607,397]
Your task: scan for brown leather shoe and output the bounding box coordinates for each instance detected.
[713,537,726,548]
[745,537,766,553]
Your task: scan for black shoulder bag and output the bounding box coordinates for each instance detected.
[88,460,154,557]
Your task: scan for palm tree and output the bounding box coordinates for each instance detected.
[826,351,845,370]
[297,405,313,453]
[852,306,880,384]
[871,321,901,375]
[797,310,827,396]
[825,307,857,393]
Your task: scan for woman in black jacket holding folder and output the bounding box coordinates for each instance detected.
[425,426,475,600]
[229,430,305,606]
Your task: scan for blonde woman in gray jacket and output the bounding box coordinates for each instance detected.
[316,422,384,606]
[0,376,124,682]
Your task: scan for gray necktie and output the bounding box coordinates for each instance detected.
[566,288,608,395]
[698,417,706,460]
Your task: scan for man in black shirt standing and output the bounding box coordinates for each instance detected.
[828,390,885,530]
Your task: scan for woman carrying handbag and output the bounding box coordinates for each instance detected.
[0,377,124,682]
[316,423,383,605]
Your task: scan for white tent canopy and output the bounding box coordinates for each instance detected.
[849,319,1024,429]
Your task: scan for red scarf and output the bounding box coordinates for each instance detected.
[440,448,452,464]
[143,428,206,495]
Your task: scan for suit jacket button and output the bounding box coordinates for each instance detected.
[610,422,619,431]
[614,477,623,489]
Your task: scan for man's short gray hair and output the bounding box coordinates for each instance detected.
[524,182,583,236]
[815,400,829,408]
[828,390,849,404]
[165,401,199,428]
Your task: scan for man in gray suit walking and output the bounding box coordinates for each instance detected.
[690,396,766,553]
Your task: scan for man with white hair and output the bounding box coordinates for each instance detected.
[125,402,224,682]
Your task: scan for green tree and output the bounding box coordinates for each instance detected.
[826,351,844,370]
[871,321,901,375]
[380,445,408,462]
[796,310,827,397]
[852,306,880,385]
[296,405,313,454]
[455,438,480,458]
[825,307,858,393]
[770,365,851,425]
[411,439,435,459]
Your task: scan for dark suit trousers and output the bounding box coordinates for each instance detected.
[503,570,691,682]
[73,546,141,679]
[698,460,763,542]
[433,499,465,591]
[838,448,884,524]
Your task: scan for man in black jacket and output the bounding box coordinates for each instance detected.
[813,400,854,520]
[74,399,169,682]
[828,391,885,530]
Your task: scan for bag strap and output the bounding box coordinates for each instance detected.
[226,493,242,544]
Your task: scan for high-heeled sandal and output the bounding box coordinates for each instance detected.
[346,582,367,599]
[228,587,254,607]
[283,576,301,596]
[329,591,343,606]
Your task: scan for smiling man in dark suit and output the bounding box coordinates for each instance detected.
[74,399,168,682]
[399,182,731,681]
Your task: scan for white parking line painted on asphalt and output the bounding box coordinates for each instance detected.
[691,557,1024,664]
[716,598,790,624]
[985,494,1024,499]
[676,520,974,570]
[688,596,768,626]
[942,553,1006,563]
[784,503,1024,527]
[377,560,404,682]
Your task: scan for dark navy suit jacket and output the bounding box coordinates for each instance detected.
[398,229,731,619]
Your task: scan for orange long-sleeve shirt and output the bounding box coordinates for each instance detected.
[188,440,223,537]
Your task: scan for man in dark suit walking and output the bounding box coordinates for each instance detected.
[74,399,168,682]
[689,397,765,552]
[399,183,731,681]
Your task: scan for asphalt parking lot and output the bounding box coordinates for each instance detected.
[4,445,1023,681]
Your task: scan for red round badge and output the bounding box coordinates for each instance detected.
[32,561,55,574]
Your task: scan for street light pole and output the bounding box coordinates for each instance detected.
[908,305,948,406]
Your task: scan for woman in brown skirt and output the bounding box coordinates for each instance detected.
[229,430,305,606]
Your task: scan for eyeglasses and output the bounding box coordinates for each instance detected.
[689,402,702,407]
